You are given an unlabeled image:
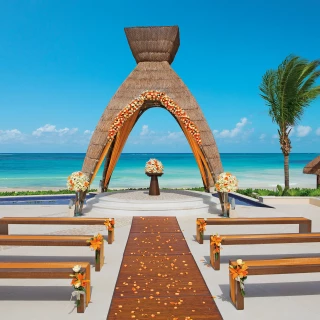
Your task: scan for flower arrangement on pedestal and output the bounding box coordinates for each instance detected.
[67,171,89,216]
[229,259,248,297]
[70,265,90,306]
[145,158,164,174]
[215,172,238,217]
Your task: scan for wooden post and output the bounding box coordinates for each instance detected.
[235,279,244,310]
[149,175,160,195]
[210,237,220,269]
[317,175,320,189]
[77,293,86,313]
[0,224,8,235]
[229,269,236,305]
[299,220,312,233]
[85,264,91,307]
[95,239,104,272]
[196,218,203,244]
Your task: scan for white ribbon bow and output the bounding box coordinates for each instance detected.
[70,290,85,301]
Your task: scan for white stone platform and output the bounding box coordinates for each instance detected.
[84,190,221,216]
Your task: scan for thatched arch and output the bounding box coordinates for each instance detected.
[82,26,223,191]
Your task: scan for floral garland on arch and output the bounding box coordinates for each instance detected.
[107,90,202,145]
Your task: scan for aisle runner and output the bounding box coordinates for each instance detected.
[107,217,222,319]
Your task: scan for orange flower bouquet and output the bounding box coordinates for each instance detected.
[211,234,223,261]
[70,265,90,306]
[87,234,104,263]
[104,218,115,231]
[196,219,206,240]
[229,259,248,296]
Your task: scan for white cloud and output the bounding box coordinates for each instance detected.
[214,118,253,139]
[167,131,184,140]
[84,130,92,135]
[0,129,23,142]
[259,134,266,140]
[296,125,312,137]
[140,125,149,136]
[316,128,320,136]
[272,134,278,139]
[32,124,78,136]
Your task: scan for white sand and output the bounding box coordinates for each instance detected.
[0,196,320,319]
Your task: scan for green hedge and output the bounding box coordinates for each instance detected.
[237,187,320,198]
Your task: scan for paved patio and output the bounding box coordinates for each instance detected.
[0,193,320,319]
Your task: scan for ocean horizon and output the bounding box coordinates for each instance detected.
[0,153,318,190]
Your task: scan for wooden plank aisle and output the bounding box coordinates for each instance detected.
[107,216,223,319]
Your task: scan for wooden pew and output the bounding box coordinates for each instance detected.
[0,261,91,313]
[229,257,320,310]
[0,217,115,244]
[0,235,104,271]
[211,233,320,270]
[196,217,312,243]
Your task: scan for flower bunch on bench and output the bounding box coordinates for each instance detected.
[70,265,90,306]
[104,218,115,231]
[196,219,206,239]
[229,259,248,297]
[210,234,223,261]
[87,234,104,262]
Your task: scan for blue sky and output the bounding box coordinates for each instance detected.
[0,0,320,153]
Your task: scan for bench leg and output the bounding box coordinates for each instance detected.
[95,240,104,272]
[0,224,8,235]
[235,280,244,310]
[230,275,244,310]
[299,221,311,233]
[196,219,203,244]
[85,264,91,307]
[77,294,85,313]
[108,230,114,244]
[210,242,221,270]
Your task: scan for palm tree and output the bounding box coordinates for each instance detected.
[260,55,320,188]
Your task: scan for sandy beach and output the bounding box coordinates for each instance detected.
[0,191,320,319]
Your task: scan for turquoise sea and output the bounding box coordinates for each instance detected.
[0,153,318,190]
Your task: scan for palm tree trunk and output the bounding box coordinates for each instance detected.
[284,154,290,188]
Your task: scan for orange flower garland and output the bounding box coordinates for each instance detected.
[196,219,206,239]
[229,259,248,296]
[210,234,223,260]
[70,265,90,306]
[107,90,202,145]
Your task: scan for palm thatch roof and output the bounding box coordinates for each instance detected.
[82,26,223,191]
[303,156,320,175]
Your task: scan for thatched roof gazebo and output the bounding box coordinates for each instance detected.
[82,26,223,191]
[303,156,320,188]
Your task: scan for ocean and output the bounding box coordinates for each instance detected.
[0,153,318,190]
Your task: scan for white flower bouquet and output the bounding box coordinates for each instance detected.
[145,158,164,174]
[67,171,90,192]
[215,172,238,193]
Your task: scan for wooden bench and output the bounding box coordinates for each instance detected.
[0,217,115,244]
[229,257,320,310]
[196,217,312,243]
[0,235,104,271]
[0,261,91,313]
[211,233,320,270]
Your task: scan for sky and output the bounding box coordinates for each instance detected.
[0,0,320,153]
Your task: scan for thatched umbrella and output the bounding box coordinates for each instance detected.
[82,26,223,191]
[303,155,320,188]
